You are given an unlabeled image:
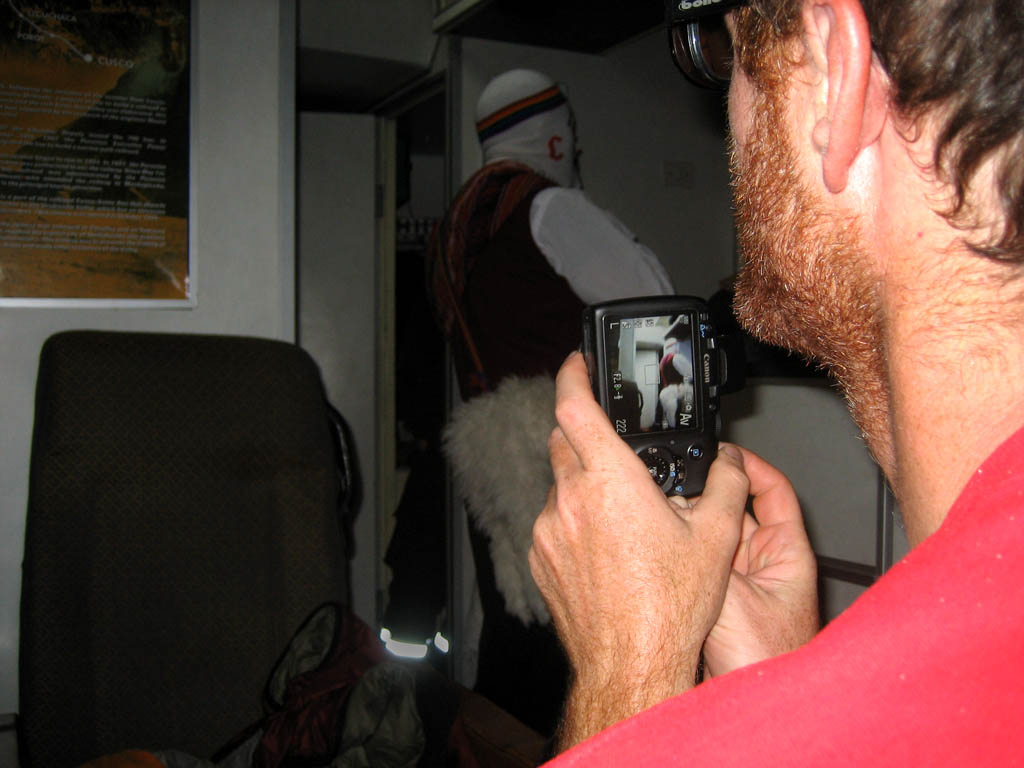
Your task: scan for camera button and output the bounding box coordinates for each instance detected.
[687,445,703,460]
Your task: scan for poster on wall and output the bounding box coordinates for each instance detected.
[0,0,192,305]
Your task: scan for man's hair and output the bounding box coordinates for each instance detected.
[735,0,1024,263]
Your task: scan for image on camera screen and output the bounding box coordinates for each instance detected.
[604,313,698,436]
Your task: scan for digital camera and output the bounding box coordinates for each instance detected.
[582,295,735,497]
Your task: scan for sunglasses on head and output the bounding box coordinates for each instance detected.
[665,0,749,89]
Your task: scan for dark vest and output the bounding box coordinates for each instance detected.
[451,187,586,400]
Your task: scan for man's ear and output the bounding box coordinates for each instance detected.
[804,0,888,193]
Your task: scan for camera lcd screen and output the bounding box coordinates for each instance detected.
[602,311,699,437]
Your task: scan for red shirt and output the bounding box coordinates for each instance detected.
[548,426,1024,766]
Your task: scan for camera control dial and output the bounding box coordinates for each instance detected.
[639,445,684,492]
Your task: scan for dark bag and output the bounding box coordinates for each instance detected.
[253,603,385,768]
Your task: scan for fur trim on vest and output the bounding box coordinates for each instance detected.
[443,375,556,625]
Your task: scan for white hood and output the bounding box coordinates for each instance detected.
[475,69,579,188]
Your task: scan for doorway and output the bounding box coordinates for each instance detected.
[377,85,455,673]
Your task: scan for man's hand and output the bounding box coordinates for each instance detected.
[702,447,820,678]
[528,352,749,749]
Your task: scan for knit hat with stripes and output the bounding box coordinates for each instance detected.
[475,69,578,188]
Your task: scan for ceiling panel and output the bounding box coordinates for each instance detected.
[434,0,664,53]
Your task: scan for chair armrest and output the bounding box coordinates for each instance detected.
[452,689,548,768]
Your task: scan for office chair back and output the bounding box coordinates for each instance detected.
[19,331,352,768]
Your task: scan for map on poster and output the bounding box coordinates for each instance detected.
[0,0,191,302]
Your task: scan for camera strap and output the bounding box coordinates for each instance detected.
[438,255,491,394]
[428,163,556,397]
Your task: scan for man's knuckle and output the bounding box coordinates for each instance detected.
[553,395,578,425]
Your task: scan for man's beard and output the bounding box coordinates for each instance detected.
[730,82,895,473]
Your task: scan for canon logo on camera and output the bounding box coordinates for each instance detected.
[677,0,723,10]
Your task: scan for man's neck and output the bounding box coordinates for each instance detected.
[881,257,1024,547]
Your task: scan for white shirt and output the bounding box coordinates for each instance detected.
[529,187,674,304]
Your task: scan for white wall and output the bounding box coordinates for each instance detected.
[0,0,296,714]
